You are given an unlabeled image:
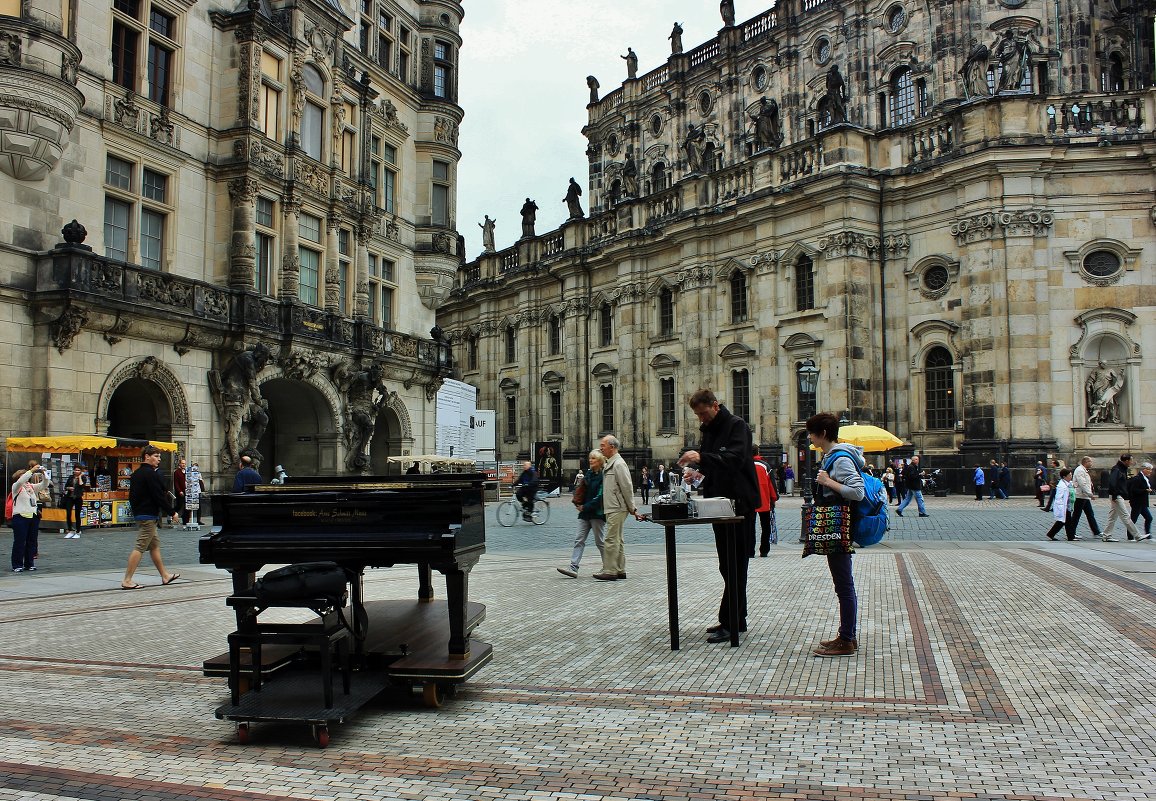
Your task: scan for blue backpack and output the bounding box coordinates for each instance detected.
[821,451,889,547]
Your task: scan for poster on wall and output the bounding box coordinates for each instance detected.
[533,440,563,493]
[435,379,478,461]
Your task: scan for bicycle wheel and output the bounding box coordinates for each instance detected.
[496,501,519,527]
[531,499,550,525]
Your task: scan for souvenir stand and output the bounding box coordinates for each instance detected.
[4,436,179,531]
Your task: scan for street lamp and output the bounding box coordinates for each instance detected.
[796,359,820,504]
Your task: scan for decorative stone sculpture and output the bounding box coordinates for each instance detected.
[622,151,639,197]
[720,0,735,27]
[622,47,638,80]
[479,215,496,252]
[520,198,538,238]
[564,178,584,218]
[752,97,783,150]
[209,342,272,469]
[1085,361,1127,425]
[337,361,396,472]
[959,38,992,100]
[992,29,1038,94]
[684,123,706,173]
[669,22,684,55]
[586,75,600,104]
[825,65,848,124]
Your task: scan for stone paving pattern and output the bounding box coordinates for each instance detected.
[1,496,1155,800]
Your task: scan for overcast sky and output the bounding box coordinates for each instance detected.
[456,0,746,257]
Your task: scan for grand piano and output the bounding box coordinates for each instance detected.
[199,473,490,738]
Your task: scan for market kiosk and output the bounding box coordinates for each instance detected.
[4,436,179,531]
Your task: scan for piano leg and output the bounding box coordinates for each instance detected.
[442,567,470,659]
[231,569,258,630]
[350,570,368,661]
[417,562,434,603]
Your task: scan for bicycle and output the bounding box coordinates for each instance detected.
[496,491,550,526]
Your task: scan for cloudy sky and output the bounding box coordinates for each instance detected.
[456,0,750,256]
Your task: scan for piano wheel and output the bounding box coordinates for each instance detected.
[314,725,330,748]
[422,682,442,708]
[236,723,250,744]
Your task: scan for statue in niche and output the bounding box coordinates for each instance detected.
[1085,361,1127,425]
[209,342,272,469]
[751,97,783,150]
[720,0,735,27]
[479,215,496,252]
[564,178,585,219]
[340,361,396,472]
[684,123,706,173]
[825,65,848,124]
[622,150,639,198]
[992,28,1039,94]
[621,47,638,79]
[586,75,600,104]
[520,198,538,238]
[959,39,992,100]
[669,22,684,55]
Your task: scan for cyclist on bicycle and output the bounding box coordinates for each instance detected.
[514,461,539,521]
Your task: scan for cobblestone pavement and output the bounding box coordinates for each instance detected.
[2,495,1155,800]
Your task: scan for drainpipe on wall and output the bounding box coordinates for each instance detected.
[878,172,889,431]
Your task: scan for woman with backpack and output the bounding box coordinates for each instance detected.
[805,412,865,658]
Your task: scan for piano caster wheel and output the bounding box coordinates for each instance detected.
[236,723,250,744]
[422,682,442,708]
[313,725,330,748]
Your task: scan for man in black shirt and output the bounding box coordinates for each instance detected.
[121,445,179,589]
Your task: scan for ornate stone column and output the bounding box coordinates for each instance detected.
[227,177,258,290]
[354,223,370,319]
[325,214,341,312]
[279,195,301,301]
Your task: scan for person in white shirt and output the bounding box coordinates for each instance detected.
[1044,469,1078,541]
[1071,456,1102,538]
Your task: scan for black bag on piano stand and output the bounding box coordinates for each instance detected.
[252,562,349,608]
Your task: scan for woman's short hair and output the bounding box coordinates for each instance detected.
[588,450,604,464]
[805,412,841,443]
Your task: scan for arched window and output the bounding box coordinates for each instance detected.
[816,97,832,130]
[658,287,674,337]
[795,255,815,311]
[599,303,613,347]
[1106,53,1125,93]
[732,369,750,423]
[651,162,666,192]
[547,314,561,355]
[924,347,954,430]
[609,179,622,206]
[467,335,478,370]
[504,326,516,363]
[730,271,748,323]
[890,67,916,126]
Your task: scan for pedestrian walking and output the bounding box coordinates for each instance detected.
[973,463,985,501]
[1044,468,1078,541]
[592,435,642,581]
[638,466,653,504]
[999,461,1012,498]
[896,456,929,517]
[752,455,778,556]
[1071,456,1102,538]
[558,450,606,578]
[986,460,1004,500]
[1043,459,1062,512]
[1102,453,1139,541]
[121,445,180,589]
[882,466,896,503]
[1127,462,1153,540]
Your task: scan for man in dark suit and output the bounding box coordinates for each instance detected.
[1127,461,1153,541]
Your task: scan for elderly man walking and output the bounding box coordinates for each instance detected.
[1103,453,1140,542]
[592,435,642,581]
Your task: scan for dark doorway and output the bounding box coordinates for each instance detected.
[370,407,401,475]
[256,378,335,477]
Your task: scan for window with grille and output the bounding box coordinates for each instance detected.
[730,271,748,323]
[259,51,282,140]
[600,385,614,434]
[548,315,561,355]
[660,378,676,431]
[432,160,450,226]
[505,326,516,363]
[599,303,613,346]
[890,68,916,126]
[301,65,326,161]
[796,255,815,311]
[468,336,478,370]
[732,369,751,423]
[505,395,517,439]
[658,287,674,337]
[550,391,562,436]
[433,40,454,99]
[103,154,172,269]
[111,1,181,106]
[298,212,322,306]
[924,347,954,430]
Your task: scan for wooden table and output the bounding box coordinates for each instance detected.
[648,514,745,649]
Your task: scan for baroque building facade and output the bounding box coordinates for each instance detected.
[438,0,1156,484]
[0,0,464,486]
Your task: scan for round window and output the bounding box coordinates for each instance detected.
[1084,250,1122,278]
[650,113,663,136]
[753,66,768,91]
[886,5,907,33]
[815,38,831,65]
[607,133,620,155]
[923,264,949,292]
[698,90,712,116]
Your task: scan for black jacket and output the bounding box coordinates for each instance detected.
[1127,472,1151,508]
[902,461,923,491]
[1108,461,1130,499]
[695,404,760,515]
[129,464,173,517]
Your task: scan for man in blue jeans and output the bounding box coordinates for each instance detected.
[896,455,929,517]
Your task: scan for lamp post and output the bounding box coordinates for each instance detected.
[796,359,819,504]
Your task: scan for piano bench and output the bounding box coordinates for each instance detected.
[226,608,352,709]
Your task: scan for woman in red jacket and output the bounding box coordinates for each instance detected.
[752,456,778,556]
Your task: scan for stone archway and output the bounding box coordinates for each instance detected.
[369,395,413,475]
[97,356,191,467]
[256,376,341,477]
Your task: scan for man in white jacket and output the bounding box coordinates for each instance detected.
[1071,456,1103,539]
[593,435,642,581]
